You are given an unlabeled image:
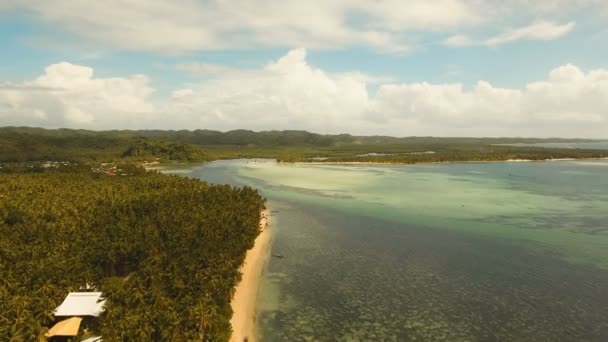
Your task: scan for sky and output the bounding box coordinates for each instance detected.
[1,1,607,138]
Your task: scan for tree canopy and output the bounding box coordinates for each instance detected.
[1,126,605,164]
[0,169,265,340]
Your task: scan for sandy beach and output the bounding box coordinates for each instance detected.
[230,209,272,342]
[292,156,608,166]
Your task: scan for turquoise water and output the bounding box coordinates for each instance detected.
[163,160,608,341]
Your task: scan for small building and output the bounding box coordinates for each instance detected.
[45,292,106,341]
[54,292,106,317]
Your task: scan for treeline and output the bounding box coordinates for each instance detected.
[280,146,608,163]
[0,127,208,162]
[0,170,265,340]
[146,128,352,146]
[1,126,606,164]
[0,127,348,162]
[122,140,209,161]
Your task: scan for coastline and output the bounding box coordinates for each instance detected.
[230,209,272,342]
[290,156,608,166]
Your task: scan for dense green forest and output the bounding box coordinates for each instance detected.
[122,139,209,161]
[0,127,209,162]
[1,126,606,164]
[0,169,265,340]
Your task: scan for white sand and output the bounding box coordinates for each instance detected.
[230,209,271,342]
[296,156,608,166]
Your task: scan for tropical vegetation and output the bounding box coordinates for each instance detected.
[0,169,265,340]
[1,126,607,164]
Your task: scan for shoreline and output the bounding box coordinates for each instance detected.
[289,156,608,166]
[229,209,272,342]
[146,156,608,170]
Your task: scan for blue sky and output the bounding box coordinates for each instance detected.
[1,1,607,137]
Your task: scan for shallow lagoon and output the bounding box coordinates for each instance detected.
[166,160,608,341]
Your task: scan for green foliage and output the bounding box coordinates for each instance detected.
[278,145,608,163]
[0,171,265,341]
[0,127,354,162]
[1,126,606,164]
[0,127,132,162]
[123,139,208,162]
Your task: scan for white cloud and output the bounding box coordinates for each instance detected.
[444,21,575,47]
[3,0,606,54]
[0,0,411,52]
[485,21,575,46]
[492,0,602,15]
[175,63,247,77]
[370,63,607,137]
[5,0,588,52]
[165,48,371,132]
[6,0,216,52]
[443,35,475,47]
[351,0,481,31]
[0,62,155,128]
[3,1,603,53]
[524,64,608,122]
[372,81,524,128]
[1,50,607,137]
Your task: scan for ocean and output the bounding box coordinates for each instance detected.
[164,159,608,341]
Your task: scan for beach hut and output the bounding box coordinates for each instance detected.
[54,292,106,317]
[45,292,106,341]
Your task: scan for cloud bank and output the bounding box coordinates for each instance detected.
[1,49,607,138]
[1,0,600,52]
[0,63,155,128]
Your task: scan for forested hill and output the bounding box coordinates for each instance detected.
[0,127,210,162]
[1,126,606,163]
[0,169,265,340]
[122,140,209,161]
[0,127,351,162]
[0,126,597,149]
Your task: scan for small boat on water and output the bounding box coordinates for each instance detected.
[272,253,284,259]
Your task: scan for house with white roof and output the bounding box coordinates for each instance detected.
[45,292,106,340]
[54,292,106,317]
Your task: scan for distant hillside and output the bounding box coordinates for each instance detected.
[0,126,605,163]
[0,127,207,162]
[122,140,209,162]
[0,126,354,147]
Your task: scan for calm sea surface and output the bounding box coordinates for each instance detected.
[164,160,608,341]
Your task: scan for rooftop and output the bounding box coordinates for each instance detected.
[54,292,106,317]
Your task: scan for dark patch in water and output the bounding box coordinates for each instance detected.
[259,203,608,341]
